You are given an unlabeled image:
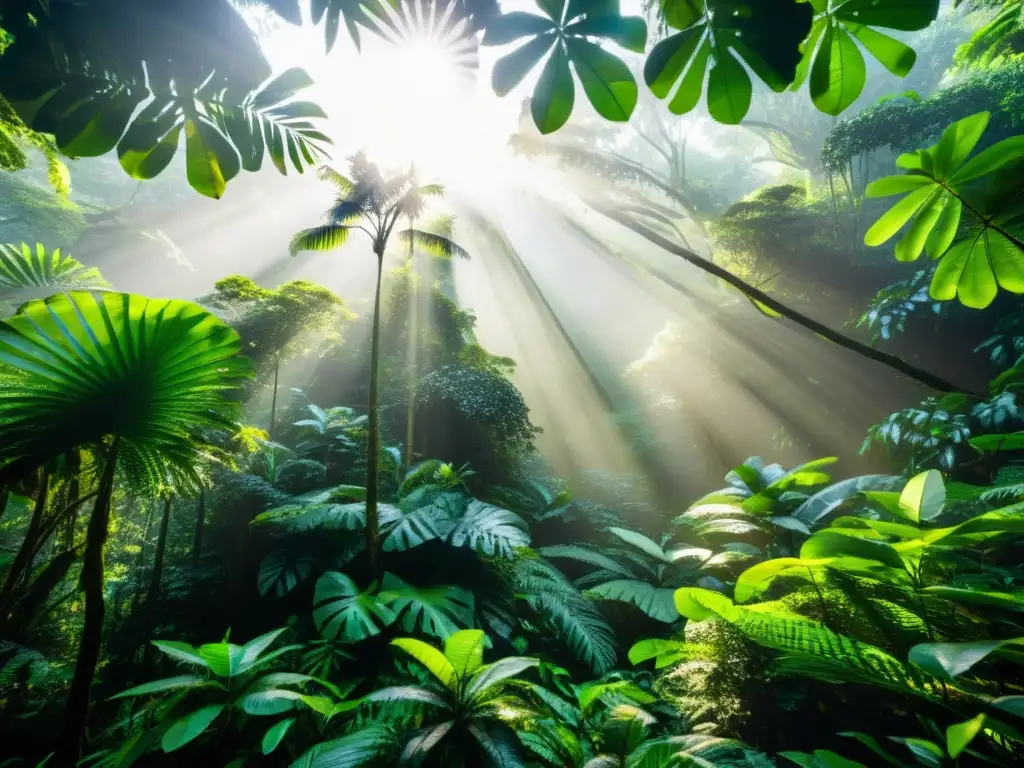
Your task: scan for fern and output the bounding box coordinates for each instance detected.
[513,557,618,675]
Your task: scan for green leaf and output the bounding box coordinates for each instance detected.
[848,24,916,76]
[931,111,990,179]
[800,531,905,570]
[57,87,146,158]
[706,49,751,125]
[292,725,393,768]
[563,15,647,52]
[399,722,456,765]
[110,675,213,699]
[532,44,574,134]
[898,470,945,522]
[607,527,666,560]
[262,718,295,755]
[865,175,933,198]
[734,557,815,603]
[922,585,1024,612]
[444,629,486,679]
[950,135,1024,185]
[258,550,315,597]
[566,38,637,122]
[161,705,224,752]
[482,11,556,45]
[947,714,986,759]
[199,641,246,679]
[627,638,693,668]
[312,572,396,642]
[465,656,539,700]
[184,118,239,200]
[392,637,457,689]
[930,227,1024,309]
[378,573,474,640]
[771,516,812,535]
[909,638,1023,680]
[118,114,184,180]
[586,579,678,622]
[970,432,1024,452]
[893,190,944,262]
[150,640,208,668]
[809,24,866,116]
[492,34,558,97]
[644,0,812,123]
[925,195,962,259]
[864,185,937,246]
[448,500,529,558]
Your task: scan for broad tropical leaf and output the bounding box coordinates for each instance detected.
[0,292,252,484]
[313,572,396,642]
[0,243,110,314]
[161,704,224,752]
[292,724,394,768]
[258,549,316,597]
[448,500,529,558]
[482,3,646,133]
[391,637,457,689]
[644,0,812,124]
[585,580,678,623]
[379,573,474,639]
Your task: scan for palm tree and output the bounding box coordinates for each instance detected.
[289,154,468,570]
[296,629,540,766]
[0,290,252,759]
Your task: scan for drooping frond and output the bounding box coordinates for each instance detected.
[328,197,370,225]
[514,557,618,675]
[317,164,355,192]
[289,225,352,255]
[398,229,470,259]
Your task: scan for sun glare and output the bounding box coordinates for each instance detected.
[258,0,518,192]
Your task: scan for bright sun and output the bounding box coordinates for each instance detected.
[258,0,518,191]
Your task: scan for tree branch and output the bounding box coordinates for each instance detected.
[586,199,984,397]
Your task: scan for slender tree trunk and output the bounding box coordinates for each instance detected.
[143,496,172,666]
[61,438,119,762]
[0,468,50,623]
[405,215,417,467]
[269,354,280,438]
[365,250,384,573]
[130,499,154,616]
[62,451,81,550]
[191,491,205,568]
[587,200,981,397]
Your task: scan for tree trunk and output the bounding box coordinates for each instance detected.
[62,450,81,550]
[405,216,417,467]
[365,250,384,573]
[143,496,172,666]
[191,491,205,568]
[130,499,154,617]
[61,438,119,762]
[587,201,980,397]
[0,467,50,623]
[269,354,280,438]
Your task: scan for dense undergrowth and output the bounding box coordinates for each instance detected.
[3,0,1024,767]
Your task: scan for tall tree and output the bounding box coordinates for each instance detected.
[289,155,468,570]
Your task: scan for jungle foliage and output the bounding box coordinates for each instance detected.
[2,0,1024,767]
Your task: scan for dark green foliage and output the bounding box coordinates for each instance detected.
[822,58,1024,176]
[273,459,327,495]
[414,364,540,476]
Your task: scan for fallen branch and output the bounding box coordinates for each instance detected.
[588,200,983,398]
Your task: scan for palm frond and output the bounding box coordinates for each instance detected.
[289,225,352,255]
[398,229,470,259]
[317,165,355,192]
[328,197,369,225]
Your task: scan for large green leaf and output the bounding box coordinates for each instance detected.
[399,722,456,765]
[0,292,252,484]
[444,629,487,679]
[161,704,224,752]
[799,530,905,570]
[383,492,462,552]
[644,0,813,124]
[797,0,937,116]
[922,585,1024,612]
[0,243,109,314]
[482,3,646,133]
[258,549,316,597]
[391,637,457,689]
[292,724,393,768]
[448,500,529,558]
[898,470,945,522]
[465,656,539,700]
[607,527,666,561]
[378,573,474,640]
[110,675,216,699]
[262,718,295,755]
[909,637,1024,680]
[585,579,678,622]
[863,111,1024,308]
[628,638,694,669]
[312,572,396,642]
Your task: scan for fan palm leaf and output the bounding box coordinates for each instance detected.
[0,291,252,476]
[0,243,110,314]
